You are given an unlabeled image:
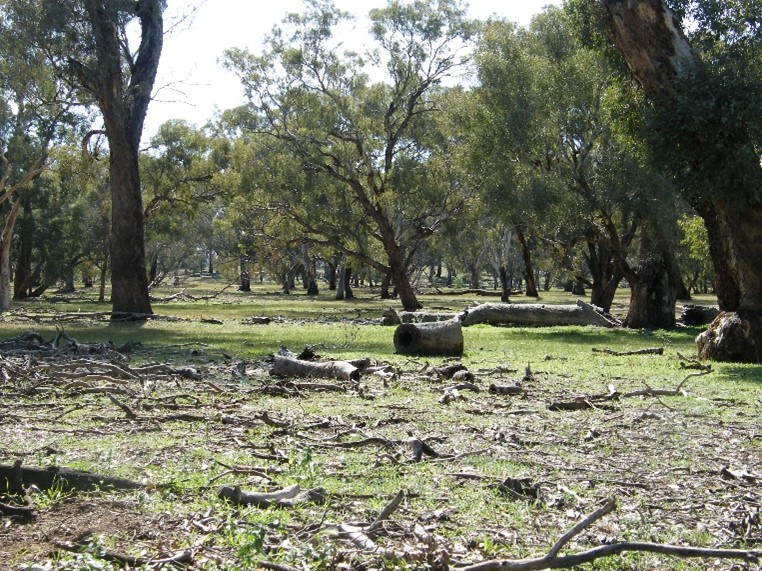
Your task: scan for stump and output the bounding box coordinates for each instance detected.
[696,310,762,363]
[393,318,463,356]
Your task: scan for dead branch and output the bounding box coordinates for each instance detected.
[460,498,761,571]
[0,463,144,494]
[107,393,138,419]
[0,500,35,518]
[548,371,712,411]
[151,281,237,303]
[336,489,406,555]
[592,347,664,356]
[217,483,326,508]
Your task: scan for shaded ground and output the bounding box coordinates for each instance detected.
[0,317,760,570]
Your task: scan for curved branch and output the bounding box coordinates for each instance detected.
[462,498,761,571]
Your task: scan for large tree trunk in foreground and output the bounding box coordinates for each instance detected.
[604,0,762,360]
[73,0,163,317]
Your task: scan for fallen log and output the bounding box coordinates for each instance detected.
[0,463,144,494]
[460,300,619,328]
[393,318,464,357]
[271,355,360,383]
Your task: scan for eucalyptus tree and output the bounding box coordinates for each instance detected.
[473,8,683,326]
[0,4,85,310]
[141,120,232,285]
[599,0,762,360]
[223,0,476,311]
[13,144,111,300]
[3,0,164,316]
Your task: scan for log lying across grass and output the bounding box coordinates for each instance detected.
[271,355,360,382]
[390,300,618,357]
[0,463,144,494]
[460,300,619,328]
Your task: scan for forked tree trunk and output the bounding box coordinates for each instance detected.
[73,0,163,318]
[515,225,539,297]
[604,0,762,360]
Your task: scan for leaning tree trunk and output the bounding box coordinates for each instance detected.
[386,246,421,311]
[603,0,762,360]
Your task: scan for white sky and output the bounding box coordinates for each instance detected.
[144,0,563,140]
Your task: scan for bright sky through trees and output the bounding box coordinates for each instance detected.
[145,0,562,138]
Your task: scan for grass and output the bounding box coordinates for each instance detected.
[0,280,759,570]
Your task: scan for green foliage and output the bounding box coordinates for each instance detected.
[647,1,762,207]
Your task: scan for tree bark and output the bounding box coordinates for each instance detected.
[74,0,163,317]
[515,224,539,297]
[12,198,34,300]
[460,300,619,328]
[603,0,762,359]
[0,200,22,311]
[583,239,622,313]
[393,318,464,356]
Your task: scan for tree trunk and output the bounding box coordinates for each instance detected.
[239,256,251,292]
[515,224,538,297]
[624,256,677,329]
[76,0,163,318]
[12,199,34,300]
[603,0,762,359]
[468,263,481,289]
[380,273,392,299]
[583,240,622,312]
[392,265,421,311]
[344,265,354,299]
[498,266,511,303]
[108,142,153,315]
[0,200,22,311]
[99,250,109,304]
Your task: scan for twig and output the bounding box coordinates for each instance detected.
[107,393,137,419]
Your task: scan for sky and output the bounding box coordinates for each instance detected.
[143,0,563,140]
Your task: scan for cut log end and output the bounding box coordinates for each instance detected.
[393,319,463,357]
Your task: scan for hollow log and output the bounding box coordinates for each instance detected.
[271,355,360,382]
[393,318,464,356]
[460,300,619,328]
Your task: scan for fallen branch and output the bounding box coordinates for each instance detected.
[271,355,360,383]
[0,463,144,494]
[460,499,761,570]
[218,483,326,508]
[548,371,711,411]
[592,347,664,356]
[0,500,35,518]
